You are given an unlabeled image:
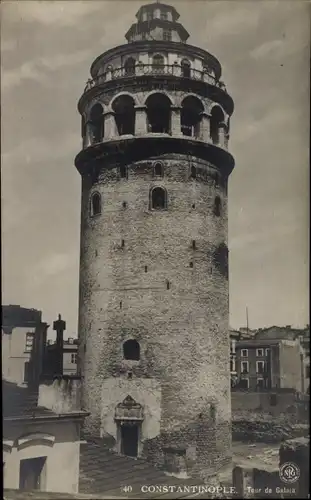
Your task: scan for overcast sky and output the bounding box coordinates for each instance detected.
[1,0,309,338]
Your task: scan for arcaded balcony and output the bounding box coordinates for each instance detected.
[83,62,227,94]
[82,95,229,151]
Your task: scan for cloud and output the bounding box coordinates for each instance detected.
[2,132,78,167]
[1,48,92,90]
[30,251,76,285]
[3,1,104,27]
[1,38,18,52]
[250,39,284,60]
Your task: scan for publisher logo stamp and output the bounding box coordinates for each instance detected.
[279,462,300,484]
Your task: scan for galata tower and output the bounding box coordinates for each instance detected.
[75,1,234,479]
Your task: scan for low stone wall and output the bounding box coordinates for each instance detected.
[232,414,309,443]
[232,437,310,498]
[232,391,309,421]
[38,376,82,413]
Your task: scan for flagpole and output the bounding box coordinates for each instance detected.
[246,306,249,335]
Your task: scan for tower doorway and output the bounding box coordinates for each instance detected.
[115,395,144,458]
[121,423,139,457]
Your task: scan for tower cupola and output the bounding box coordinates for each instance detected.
[125,2,189,43]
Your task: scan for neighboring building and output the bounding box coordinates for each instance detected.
[235,338,305,393]
[2,305,48,386]
[3,380,86,494]
[3,313,88,495]
[46,338,78,375]
[75,1,235,479]
[230,329,241,387]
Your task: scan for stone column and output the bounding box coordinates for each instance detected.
[200,112,210,142]
[224,132,229,150]
[232,467,256,498]
[219,124,226,148]
[171,106,182,136]
[134,105,147,135]
[103,111,118,139]
[83,123,93,148]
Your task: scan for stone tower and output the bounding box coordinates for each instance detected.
[75,1,235,479]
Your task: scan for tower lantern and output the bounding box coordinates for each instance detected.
[75,1,234,480]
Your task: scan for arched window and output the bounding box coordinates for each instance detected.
[190,166,196,179]
[151,187,167,210]
[89,103,104,144]
[146,93,171,133]
[210,106,225,145]
[90,192,101,217]
[181,96,204,138]
[112,95,135,136]
[154,162,163,177]
[181,59,191,78]
[123,339,140,361]
[152,54,165,74]
[214,196,221,216]
[124,57,136,76]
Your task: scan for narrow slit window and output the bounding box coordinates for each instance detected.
[122,201,127,208]
[166,280,170,290]
[190,262,193,268]
[214,196,221,217]
[120,165,127,179]
[121,239,125,248]
[145,266,148,273]
[191,166,196,179]
[192,240,196,250]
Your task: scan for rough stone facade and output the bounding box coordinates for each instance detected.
[75,2,234,479]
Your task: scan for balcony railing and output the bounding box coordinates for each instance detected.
[83,64,227,93]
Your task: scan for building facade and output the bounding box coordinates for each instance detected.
[2,305,48,386]
[46,338,78,376]
[235,338,305,393]
[75,2,235,478]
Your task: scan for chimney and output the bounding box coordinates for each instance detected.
[53,314,66,376]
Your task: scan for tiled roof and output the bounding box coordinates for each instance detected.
[79,439,223,499]
[2,380,56,419]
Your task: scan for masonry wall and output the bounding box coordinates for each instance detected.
[279,341,303,392]
[78,153,231,475]
[231,391,298,415]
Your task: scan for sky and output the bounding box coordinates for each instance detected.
[1,0,310,338]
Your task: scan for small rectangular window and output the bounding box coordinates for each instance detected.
[256,348,264,357]
[241,361,249,374]
[71,353,77,364]
[257,378,265,389]
[161,11,168,20]
[163,29,172,41]
[241,349,248,358]
[25,333,34,352]
[256,361,265,374]
[240,378,249,389]
[265,348,270,356]
[192,240,196,250]
[121,239,125,248]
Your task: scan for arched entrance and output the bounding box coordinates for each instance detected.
[115,395,144,458]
